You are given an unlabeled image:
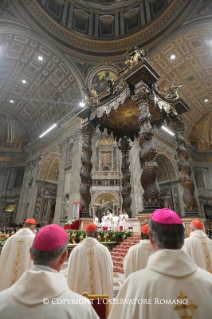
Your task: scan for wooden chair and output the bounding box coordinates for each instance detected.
[82,292,109,319]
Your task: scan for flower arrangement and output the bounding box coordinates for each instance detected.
[65,219,77,225]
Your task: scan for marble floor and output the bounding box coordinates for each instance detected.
[60,262,124,298]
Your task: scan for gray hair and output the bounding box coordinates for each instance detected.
[31,239,68,266]
[149,219,184,249]
[190,223,205,232]
[86,230,97,238]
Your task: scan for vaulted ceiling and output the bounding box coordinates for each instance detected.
[0,0,212,153]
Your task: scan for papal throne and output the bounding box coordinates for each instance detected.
[82,292,109,319]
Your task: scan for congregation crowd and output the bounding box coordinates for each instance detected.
[0,208,211,318]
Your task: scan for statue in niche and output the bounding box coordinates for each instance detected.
[62,194,69,219]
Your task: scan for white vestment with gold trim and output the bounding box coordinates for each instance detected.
[123,239,154,279]
[0,228,35,291]
[183,230,212,273]
[109,249,212,319]
[67,237,113,300]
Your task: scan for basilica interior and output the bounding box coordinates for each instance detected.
[0,0,212,228]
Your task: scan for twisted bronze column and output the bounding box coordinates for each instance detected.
[133,92,160,211]
[80,124,95,217]
[174,120,198,213]
[118,137,132,217]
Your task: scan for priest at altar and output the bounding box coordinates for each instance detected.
[0,218,36,291]
[118,211,124,231]
[107,210,113,230]
[0,224,99,319]
[183,220,212,273]
[123,224,154,279]
[123,211,129,231]
[108,208,212,319]
[67,223,113,300]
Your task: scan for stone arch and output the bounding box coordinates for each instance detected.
[38,152,60,183]
[156,153,177,183]
[92,191,119,206]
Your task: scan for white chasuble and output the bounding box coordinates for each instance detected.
[183,230,212,273]
[107,213,113,228]
[118,214,124,226]
[109,249,212,319]
[0,266,99,319]
[123,239,154,279]
[67,237,113,300]
[0,228,35,291]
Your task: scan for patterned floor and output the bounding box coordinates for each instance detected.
[60,262,124,298]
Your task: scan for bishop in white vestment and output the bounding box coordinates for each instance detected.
[118,211,124,231]
[183,220,212,273]
[101,213,107,231]
[109,208,212,319]
[123,224,154,278]
[67,223,113,300]
[113,215,118,231]
[0,224,99,319]
[93,215,98,226]
[107,211,113,230]
[123,212,129,231]
[0,218,36,291]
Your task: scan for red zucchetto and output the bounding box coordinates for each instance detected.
[151,208,182,225]
[25,218,36,224]
[33,224,68,251]
[141,225,149,235]
[85,223,97,233]
[192,220,204,230]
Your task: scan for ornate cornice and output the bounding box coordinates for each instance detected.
[17,0,194,56]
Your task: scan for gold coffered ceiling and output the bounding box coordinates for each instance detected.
[0,27,82,142]
[150,28,212,147]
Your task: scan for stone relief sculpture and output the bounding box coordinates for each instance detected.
[98,200,114,215]
[62,194,69,219]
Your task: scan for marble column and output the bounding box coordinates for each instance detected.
[54,140,68,225]
[68,1,75,29]
[120,9,125,35]
[139,1,146,26]
[114,11,119,36]
[118,137,132,217]
[62,0,69,25]
[88,10,94,36]
[94,11,99,37]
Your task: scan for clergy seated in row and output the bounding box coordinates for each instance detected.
[123,224,154,279]
[67,223,113,301]
[108,208,212,319]
[0,224,99,319]
[183,220,212,273]
[0,218,36,291]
